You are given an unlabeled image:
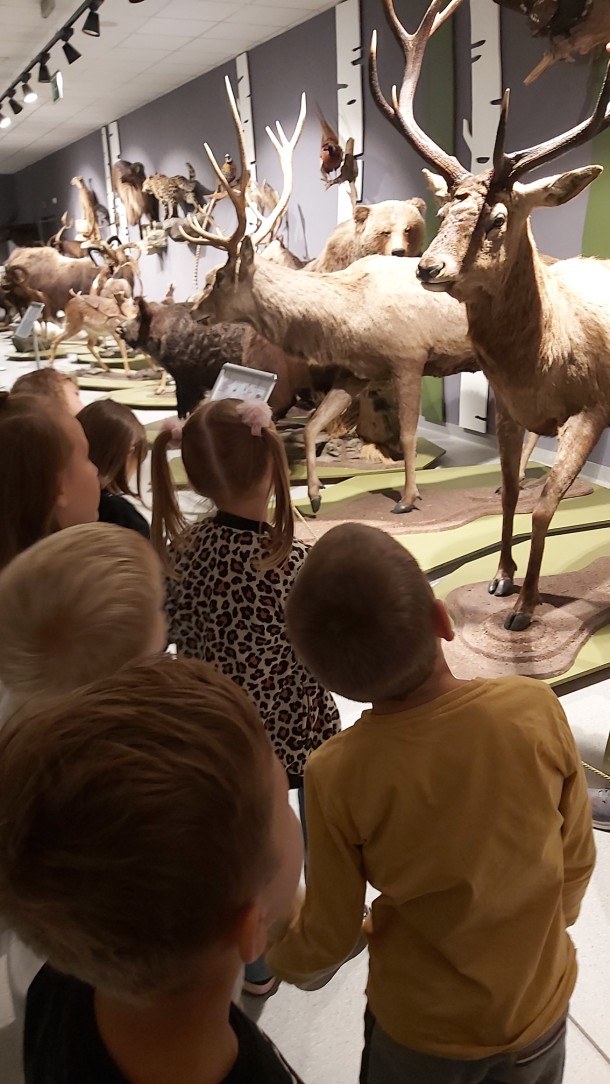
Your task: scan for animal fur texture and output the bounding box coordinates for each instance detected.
[142,164,198,220]
[192,245,478,511]
[119,299,315,419]
[112,161,158,227]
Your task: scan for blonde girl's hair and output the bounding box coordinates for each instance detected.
[78,399,146,499]
[0,392,72,571]
[0,523,164,706]
[151,398,294,569]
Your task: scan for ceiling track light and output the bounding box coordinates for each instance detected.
[0,108,12,130]
[22,78,38,104]
[8,90,23,115]
[38,53,52,83]
[82,0,103,37]
[61,27,82,64]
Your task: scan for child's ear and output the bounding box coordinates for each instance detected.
[432,598,454,642]
[234,902,267,965]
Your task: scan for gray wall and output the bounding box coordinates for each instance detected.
[15,129,106,242]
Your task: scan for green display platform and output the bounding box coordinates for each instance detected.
[294,462,610,578]
[167,436,447,489]
[89,355,156,372]
[435,528,610,689]
[77,374,160,392]
[108,385,175,410]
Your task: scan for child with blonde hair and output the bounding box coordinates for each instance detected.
[0,656,304,1083]
[0,391,99,570]
[268,523,596,1084]
[151,396,340,994]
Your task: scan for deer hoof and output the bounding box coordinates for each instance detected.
[504,611,532,633]
[391,501,416,515]
[310,496,321,514]
[489,577,515,598]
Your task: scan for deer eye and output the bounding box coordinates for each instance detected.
[381,230,392,237]
[404,226,411,234]
[487,210,507,234]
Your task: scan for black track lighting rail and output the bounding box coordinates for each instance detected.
[0,0,104,121]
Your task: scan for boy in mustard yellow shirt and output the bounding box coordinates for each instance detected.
[267,523,595,1084]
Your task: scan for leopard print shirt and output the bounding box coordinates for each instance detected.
[165,513,341,778]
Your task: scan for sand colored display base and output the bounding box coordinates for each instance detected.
[295,472,591,533]
[436,529,610,687]
[8,350,69,362]
[108,384,176,409]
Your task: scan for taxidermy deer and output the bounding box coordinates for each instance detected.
[49,292,138,374]
[370,0,610,631]
[494,0,610,83]
[186,79,479,514]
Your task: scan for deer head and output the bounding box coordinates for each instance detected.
[191,237,258,325]
[369,0,610,302]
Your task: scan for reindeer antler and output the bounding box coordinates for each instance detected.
[491,61,610,189]
[369,0,468,186]
[180,77,306,255]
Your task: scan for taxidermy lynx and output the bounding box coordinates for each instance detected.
[142,163,199,219]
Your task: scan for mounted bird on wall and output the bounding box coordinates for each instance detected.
[317,107,344,181]
[221,154,237,185]
[493,0,609,82]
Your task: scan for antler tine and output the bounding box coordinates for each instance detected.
[370,0,468,186]
[494,60,610,188]
[250,92,306,248]
[491,89,511,185]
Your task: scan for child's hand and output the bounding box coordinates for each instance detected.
[160,416,185,448]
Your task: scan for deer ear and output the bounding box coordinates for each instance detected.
[514,166,602,211]
[353,205,370,227]
[422,169,449,204]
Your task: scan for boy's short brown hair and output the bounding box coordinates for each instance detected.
[11,368,78,409]
[0,657,276,998]
[285,523,437,702]
[0,523,163,705]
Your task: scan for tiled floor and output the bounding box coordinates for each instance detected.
[0,341,609,1081]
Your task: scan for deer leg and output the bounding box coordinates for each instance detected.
[519,430,540,483]
[303,373,369,513]
[506,409,607,633]
[393,367,425,514]
[87,335,110,372]
[113,332,131,376]
[489,403,524,599]
[48,330,69,367]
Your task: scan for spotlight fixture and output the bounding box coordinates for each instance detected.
[8,91,23,115]
[82,1,103,37]
[22,78,38,104]
[0,109,11,130]
[38,54,52,83]
[61,28,81,64]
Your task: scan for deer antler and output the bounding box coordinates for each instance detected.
[180,77,306,254]
[369,0,468,186]
[491,60,610,189]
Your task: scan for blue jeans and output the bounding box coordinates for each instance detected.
[360,1009,567,1084]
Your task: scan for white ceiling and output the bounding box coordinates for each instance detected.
[0,0,337,173]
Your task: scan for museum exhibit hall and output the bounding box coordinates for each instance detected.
[0,0,609,1081]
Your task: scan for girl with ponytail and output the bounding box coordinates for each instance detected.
[151,399,340,800]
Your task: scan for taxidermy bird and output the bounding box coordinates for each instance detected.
[221,154,237,185]
[317,108,343,180]
[324,138,358,190]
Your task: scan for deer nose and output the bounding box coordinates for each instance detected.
[417,260,445,282]
[391,247,406,257]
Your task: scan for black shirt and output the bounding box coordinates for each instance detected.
[25,965,304,1083]
[98,491,150,539]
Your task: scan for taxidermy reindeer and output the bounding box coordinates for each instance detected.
[186,79,479,514]
[370,0,610,631]
[495,0,610,83]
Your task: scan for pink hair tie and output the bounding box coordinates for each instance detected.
[236,400,273,438]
